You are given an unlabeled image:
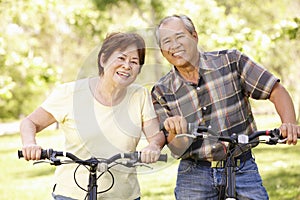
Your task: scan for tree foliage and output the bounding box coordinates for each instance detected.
[1,0,299,121]
[0,0,61,119]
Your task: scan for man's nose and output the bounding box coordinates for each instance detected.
[170,39,181,50]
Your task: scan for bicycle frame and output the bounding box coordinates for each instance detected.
[225,143,237,200]
[177,126,288,200]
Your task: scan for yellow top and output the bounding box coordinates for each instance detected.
[42,78,157,199]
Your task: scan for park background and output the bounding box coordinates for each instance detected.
[0,0,299,199]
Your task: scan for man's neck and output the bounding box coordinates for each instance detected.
[177,65,199,84]
[176,53,200,84]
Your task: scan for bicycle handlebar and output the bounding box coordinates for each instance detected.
[177,125,294,145]
[17,149,168,164]
[18,149,167,198]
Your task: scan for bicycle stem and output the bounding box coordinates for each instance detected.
[225,143,237,199]
[87,161,98,200]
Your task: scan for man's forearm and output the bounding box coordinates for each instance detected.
[269,83,296,123]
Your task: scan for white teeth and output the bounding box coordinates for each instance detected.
[117,71,130,77]
[173,51,184,57]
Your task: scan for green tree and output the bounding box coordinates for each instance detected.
[0,0,110,120]
[1,0,299,122]
[0,0,61,119]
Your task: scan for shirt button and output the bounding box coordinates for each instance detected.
[202,107,207,110]
[196,87,200,90]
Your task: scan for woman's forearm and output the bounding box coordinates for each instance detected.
[20,117,38,146]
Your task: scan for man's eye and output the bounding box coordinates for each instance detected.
[163,40,170,44]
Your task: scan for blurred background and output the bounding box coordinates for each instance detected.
[0,0,299,199]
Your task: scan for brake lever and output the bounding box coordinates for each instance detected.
[33,160,54,165]
[278,138,288,143]
[133,163,153,169]
[175,134,196,139]
[265,137,287,145]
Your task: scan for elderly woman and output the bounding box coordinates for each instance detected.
[20,32,165,200]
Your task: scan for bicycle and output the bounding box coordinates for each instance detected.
[176,125,299,200]
[18,149,167,200]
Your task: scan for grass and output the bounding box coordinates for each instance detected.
[1,116,300,199]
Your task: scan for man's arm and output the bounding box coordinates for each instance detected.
[269,82,300,144]
[163,116,194,158]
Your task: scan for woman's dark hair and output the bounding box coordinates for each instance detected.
[97,32,146,76]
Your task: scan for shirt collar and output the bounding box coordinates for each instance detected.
[170,52,213,92]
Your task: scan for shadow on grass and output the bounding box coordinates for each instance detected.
[253,144,298,154]
[263,169,300,200]
[14,166,55,179]
[0,148,18,155]
[253,145,300,200]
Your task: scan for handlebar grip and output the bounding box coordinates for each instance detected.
[126,152,168,162]
[17,149,49,159]
[158,154,168,162]
[17,150,23,158]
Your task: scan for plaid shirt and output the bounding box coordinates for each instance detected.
[151,49,279,161]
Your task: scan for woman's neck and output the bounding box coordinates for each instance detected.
[90,76,126,106]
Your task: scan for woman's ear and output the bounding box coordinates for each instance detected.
[99,53,105,67]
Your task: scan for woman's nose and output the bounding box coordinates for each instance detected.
[122,60,132,69]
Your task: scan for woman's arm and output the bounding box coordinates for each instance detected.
[140,118,166,163]
[20,107,57,160]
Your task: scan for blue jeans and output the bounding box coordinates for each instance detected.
[174,158,269,200]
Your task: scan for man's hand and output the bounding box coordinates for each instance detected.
[164,116,187,136]
[279,123,300,145]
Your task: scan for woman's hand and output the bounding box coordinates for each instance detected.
[22,144,42,161]
[140,143,161,164]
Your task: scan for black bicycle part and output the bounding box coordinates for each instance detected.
[18,150,168,163]
[18,149,167,200]
[192,127,284,199]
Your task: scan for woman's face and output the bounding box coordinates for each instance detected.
[101,44,141,88]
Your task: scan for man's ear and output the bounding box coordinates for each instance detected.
[192,31,198,42]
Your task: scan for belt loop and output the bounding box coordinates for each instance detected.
[211,160,225,168]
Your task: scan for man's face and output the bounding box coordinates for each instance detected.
[158,18,199,69]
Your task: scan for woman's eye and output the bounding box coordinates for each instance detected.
[118,56,125,61]
[131,61,139,66]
